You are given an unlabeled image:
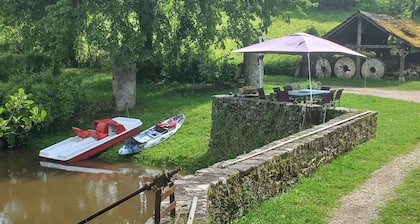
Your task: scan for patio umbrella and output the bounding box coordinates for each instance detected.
[232,32,366,103]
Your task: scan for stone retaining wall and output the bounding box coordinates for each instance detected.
[168,96,377,223]
[207,95,344,161]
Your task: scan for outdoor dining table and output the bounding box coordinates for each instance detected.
[288,89,331,103]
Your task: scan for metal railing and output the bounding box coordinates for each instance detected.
[78,169,179,224]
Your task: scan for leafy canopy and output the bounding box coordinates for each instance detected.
[0,0,315,73]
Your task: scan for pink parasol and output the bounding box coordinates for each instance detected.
[233,32,366,102]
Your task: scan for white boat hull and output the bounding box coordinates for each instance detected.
[118,114,185,155]
[39,117,142,162]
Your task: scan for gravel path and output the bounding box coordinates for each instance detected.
[327,148,420,224]
[327,87,420,224]
[336,87,420,103]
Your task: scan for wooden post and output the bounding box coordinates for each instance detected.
[398,47,408,82]
[154,188,162,224]
[169,182,176,217]
[356,14,363,78]
[154,182,177,223]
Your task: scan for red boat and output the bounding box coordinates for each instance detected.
[39,117,142,162]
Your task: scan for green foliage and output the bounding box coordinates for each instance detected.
[41,0,82,65]
[163,50,237,85]
[357,0,419,18]
[305,24,321,36]
[0,88,47,148]
[0,0,316,85]
[3,68,87,130]
[0,53,52,81]
[264,56,301,76]
[315,0,356,10]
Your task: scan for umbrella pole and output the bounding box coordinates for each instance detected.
[307,53,313,104]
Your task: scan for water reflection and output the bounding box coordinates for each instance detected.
[0,149,162,224]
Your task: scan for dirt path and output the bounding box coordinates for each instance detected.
[328,147,420,224]
[336,87,420,103]
[327,87,420,224]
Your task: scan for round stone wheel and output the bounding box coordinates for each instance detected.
[334,57,356,78]
[361,58,385,79]
[314,57,332,78]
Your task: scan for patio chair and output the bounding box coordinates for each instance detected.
[333,89,344,107]
[316,92,334,123]
[257,88,267,100]
[270,87,281,101]
[276,90,291,102]
[320,86,331,91]
[283,85,293,92]
[316,92,333,106]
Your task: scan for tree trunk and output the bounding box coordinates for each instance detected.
[243,53,261,87]
[112,50,137,112]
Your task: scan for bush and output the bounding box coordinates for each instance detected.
[264,56,301,76]
[162,49,236,85]
[0,88,47,148]
[3,68,87,131]
[315,0,357,10]
[165,52,205,83]
[0,53,52,81]
[199,55,237,87]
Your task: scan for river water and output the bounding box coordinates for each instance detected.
[0,149,163,224]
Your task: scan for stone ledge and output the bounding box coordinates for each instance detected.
[169,109,377,223]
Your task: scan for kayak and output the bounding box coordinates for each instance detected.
[118,114,185,155]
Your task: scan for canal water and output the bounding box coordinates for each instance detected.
[0,149,163,224]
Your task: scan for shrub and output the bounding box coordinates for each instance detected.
[199,55,237,87]
[264,56,301,76]
[162,50,236,85]
[0,53,52,81]
[0,88,47,148]
[165,52,204,83]
[3,68,87,131]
